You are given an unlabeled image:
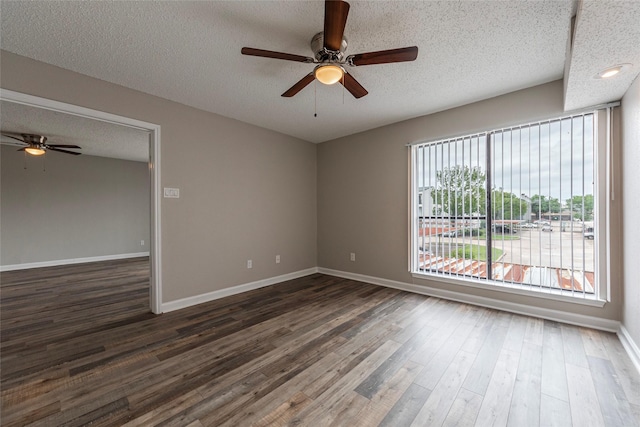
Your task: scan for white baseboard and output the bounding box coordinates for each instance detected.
[0,252,150,272]
[317,267,621,333]
[161,267,319,313]
[618,325,640,375]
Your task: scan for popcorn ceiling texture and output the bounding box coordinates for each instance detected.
[1,1,637,146]
[0,101,149,162]
[0,1,573,145]
[564,1,640,111]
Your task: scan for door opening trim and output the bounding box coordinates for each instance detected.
[0,88,163,314]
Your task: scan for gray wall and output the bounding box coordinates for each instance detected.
[1,146,149,265]
[0,50,317,303]
[1,49,630,328]
[622,76,640,343]
[318,80,624,322]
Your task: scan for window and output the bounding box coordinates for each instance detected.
[410,111,607,301]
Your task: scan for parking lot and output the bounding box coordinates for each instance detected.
[421,221,595,272]
[495,226,594,271]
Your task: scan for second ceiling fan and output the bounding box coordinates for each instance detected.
[1,133,81,156]
[241,0,418,99]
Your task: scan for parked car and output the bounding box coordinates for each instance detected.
[520,223,536,229]
[541,225,553,232]
[583,227,594,239]
[492,225,517,234]
[441,229,460,237]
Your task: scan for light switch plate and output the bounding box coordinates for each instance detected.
[164,187,180,198]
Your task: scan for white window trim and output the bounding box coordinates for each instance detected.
[410,271,606,307]
[409,108,615,305]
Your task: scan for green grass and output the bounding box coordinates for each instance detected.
[490,234,520,241]
[452,245,503,262]
[476,230,520,241]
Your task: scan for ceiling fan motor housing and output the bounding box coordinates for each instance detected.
[22,134,47,145]
[311,32,348,62]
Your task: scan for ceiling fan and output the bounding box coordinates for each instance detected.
[1,133,82,156]
[241,0,418,99]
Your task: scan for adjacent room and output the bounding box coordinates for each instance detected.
[1,1,639,426]
[0,101,151,272]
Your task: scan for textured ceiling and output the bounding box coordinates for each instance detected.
[0,101,149,162]
[0,0,575,144]
[564,1,640,111]
[1,1,638,150]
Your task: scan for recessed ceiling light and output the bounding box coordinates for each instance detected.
[595,63,632,79]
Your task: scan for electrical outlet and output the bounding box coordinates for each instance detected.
[350,252,356,262]
[275,255,281,264]
[247,259,252,269]
[140,240,145,246]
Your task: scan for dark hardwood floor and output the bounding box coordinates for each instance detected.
[1,258,639,426]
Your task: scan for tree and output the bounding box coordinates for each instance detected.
[530,195,561,217]
[566,194,594,221]
[491,189,529,220]
[430,166,486,216]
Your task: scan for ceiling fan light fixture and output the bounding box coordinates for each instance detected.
[314,64,344,85]
[25,147,46,156]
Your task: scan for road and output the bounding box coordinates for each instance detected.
[421,222,595,272]
[495,228,594,271]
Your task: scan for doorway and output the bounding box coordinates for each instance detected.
[0,89,162,313]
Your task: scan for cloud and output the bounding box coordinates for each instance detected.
[416,115,595,202]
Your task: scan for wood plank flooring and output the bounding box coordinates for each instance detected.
[1,258,639,426]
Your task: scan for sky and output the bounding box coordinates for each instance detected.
[415,114,595,205]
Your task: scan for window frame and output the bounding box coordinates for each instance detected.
[409,109,612,306]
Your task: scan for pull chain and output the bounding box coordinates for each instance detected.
[314,79,317,117]
[43,151,46,172]
[342,73,345,104]
[24,151,27,170]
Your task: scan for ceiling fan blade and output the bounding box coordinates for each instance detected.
[1,141,27,147]
[347,46,418,66]
[340,73,368,99]
[241,47,314,63]
[281,73,316,97]
[324,0,350,51]
[1,133,26,143]
[17,147,26,152]
[47,147,81,155]
[47,144,82,149]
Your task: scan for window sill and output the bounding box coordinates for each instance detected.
[411,271,607,308]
